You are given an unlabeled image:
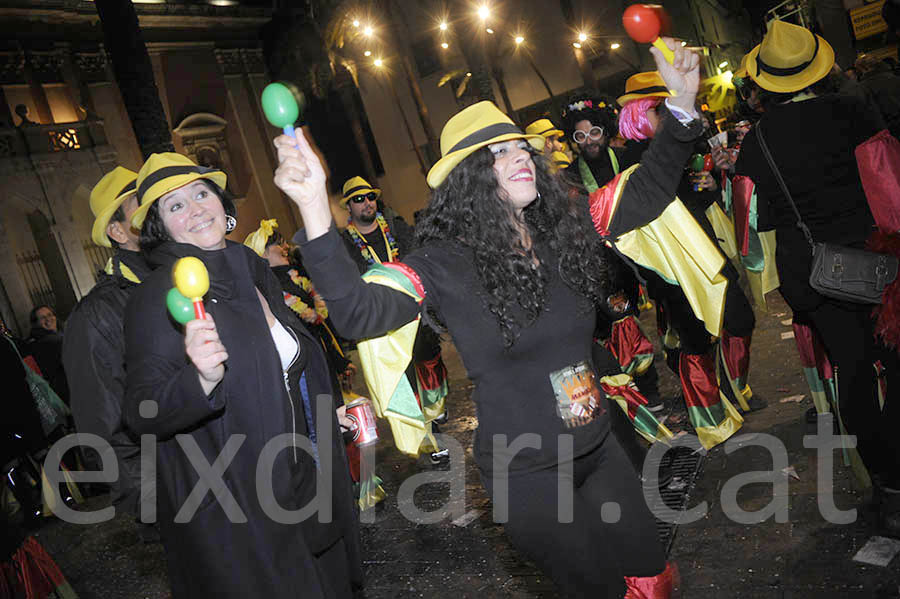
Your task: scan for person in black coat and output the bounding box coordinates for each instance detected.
[275,40,701,599]
[735,21,900,535]
[123,153,362,599]
[24,305,68,404]
[63,166,152,524]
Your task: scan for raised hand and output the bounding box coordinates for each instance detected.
[651,37,700,114]
[273,128,333,241]
[184,314,228,395]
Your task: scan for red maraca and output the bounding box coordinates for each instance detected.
[623,4,675,63]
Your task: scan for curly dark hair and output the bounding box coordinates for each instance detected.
[139,180,237,253]
[562,96,619,143]
[415,146,612,348]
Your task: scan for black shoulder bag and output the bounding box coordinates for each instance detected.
[755,124,898,304]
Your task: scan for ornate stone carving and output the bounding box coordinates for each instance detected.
[0,51,25,85]
[26,50,64,83]
[215,48,243,76]
[241,48,266,75]
[74,49,109,84]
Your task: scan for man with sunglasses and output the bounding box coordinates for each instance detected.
[339,176,451,466]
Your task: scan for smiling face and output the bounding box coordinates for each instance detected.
[158,180,227,251]
[489,138,537,214]
[347,193,378,226]
[573,119,607,159]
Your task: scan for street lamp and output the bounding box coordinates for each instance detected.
[364,50,372,57]
[478,5,490,21]
[486,28,494,34]
[439,21,448,31]
[441,42,449,49]
[374,58,383,68]
[515,36,524,45]
[578,32,588,43]
[573,42,582,49]
[352,19,360,28]
[363,25,374,37]
[610,42,621,50]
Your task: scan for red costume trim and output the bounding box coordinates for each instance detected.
[732,175,754,256]
[624,561,679,599]
[382,262,426,301]
[588,173,625,237]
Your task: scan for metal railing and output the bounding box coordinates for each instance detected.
[16,250,55,312]
[82,240,114,277]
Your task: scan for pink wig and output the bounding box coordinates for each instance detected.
[618,97,664,141]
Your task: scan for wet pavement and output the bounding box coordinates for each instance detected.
[20,294,900,598]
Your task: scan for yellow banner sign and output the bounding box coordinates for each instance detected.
[851,1,888,40]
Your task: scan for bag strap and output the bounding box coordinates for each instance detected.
[755,124,817,250]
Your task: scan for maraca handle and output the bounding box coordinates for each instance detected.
[652,37,675,64]
[283,124,295,138]
[193,299,207,320]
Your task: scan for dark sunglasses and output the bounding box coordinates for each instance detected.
[349,192,377,204]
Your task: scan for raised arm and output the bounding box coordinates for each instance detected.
[273,128,423,340]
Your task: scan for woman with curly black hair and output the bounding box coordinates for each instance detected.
[276,41,702,598]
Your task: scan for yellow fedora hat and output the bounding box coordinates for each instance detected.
[90,166,138,248]
[745,20,834,93]
[525,118,564,139]
[616,71,670,106]
[341,176,381,208]
[426,101,544,189]
[132,153,227,229]
[734,52,751,79]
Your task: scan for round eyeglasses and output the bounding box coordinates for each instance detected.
[572,126,605,144]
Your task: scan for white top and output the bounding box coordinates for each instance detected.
[270,319,298,371]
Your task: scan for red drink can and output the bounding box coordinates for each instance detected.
[345,398,378,447]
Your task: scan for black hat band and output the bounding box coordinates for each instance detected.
[756,35,819,78]
[343,184,373,198]
[117,180,137,198]
[138,165,220,202]
[447,122,524,155]
[624,85,669,96]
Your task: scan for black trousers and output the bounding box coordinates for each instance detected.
[802,300,900,487]
[481,436,665,598]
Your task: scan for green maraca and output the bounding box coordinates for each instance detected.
[261,81,306,140]
[166,287,195,325]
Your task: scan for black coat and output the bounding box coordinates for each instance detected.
[62,250,150,514]
[1,333,45,463]
[24,327,68,404]
[123,241,362,599]
[340,214,415,274]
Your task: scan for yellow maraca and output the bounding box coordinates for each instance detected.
[172,257,210,320]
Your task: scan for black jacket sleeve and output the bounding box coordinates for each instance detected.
[62,300,125,443]
[296,227,421,341]
[607,107,703,237]
[123,282,226,440]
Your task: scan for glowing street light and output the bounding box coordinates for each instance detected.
[363,25,374,37]
[352,19,360,28]
[486,28,494,34]
[514,35,524,45]
[578,32,588,42]
[374,58,383,67]
[478,5,490,21]
[441,42,449,49]
[439,21,448,31]
[466,72,472,77]
[610,42,621,50]
[364,50,372,57]
[573,42,582,49]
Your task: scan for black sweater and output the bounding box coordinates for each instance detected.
[298,108,701,475]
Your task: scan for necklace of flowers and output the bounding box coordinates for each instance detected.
[346,212,399,265]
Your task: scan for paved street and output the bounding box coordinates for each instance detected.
[27,294,900,598]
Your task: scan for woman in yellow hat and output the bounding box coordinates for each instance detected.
[734,20,900,536]
[122,153,363,598]
[275,39,700,597]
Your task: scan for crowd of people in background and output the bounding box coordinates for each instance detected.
[3,13,900,599]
